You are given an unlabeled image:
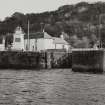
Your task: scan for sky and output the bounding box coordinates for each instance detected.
[0,0,104,20]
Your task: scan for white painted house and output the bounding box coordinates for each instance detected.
[12,26,70,51]
[24,32,70,51]
[24,32,54,51]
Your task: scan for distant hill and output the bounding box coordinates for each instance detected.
[1,1,105,48]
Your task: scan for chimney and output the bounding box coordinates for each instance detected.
[40,22,44,32]
[60,32,64,39]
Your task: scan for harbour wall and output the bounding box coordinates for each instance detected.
[72,49,105,73]
[0,49,105,73]
[0,51,72,69]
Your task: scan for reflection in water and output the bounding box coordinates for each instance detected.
[0,69,105,105]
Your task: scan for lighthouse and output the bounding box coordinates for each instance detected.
[12,26,25,51]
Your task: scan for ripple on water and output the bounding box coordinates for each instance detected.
[0,69,105,105]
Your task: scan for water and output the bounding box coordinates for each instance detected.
[0,69,105,105]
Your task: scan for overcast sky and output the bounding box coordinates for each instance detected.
[0,0,104,20]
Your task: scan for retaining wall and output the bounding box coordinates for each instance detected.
[72,49,105,73]
[0,51,72,69]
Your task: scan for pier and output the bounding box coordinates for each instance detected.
[0,49,104,73]
[0,50,72,69]
[72,49,105,73]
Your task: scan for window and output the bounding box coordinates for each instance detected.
[15,38,21,42]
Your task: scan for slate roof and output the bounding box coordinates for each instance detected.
[24,32,69,45]
[24,32,52,39]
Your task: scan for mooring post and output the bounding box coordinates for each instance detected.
[46,52,52,69]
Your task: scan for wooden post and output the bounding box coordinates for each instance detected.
[46,52,52,69]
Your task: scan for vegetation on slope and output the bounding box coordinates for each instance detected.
[1,1,105,48]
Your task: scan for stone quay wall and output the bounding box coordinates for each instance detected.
[72,49,105,73]
[0,51,72,69]
[0,49,105,73]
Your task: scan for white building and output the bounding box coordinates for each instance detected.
[24,32,54,51]
[53,37,69,51]
[0,36,5,51]
[12,26,70,51]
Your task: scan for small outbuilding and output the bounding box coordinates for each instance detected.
[0,36,5,51]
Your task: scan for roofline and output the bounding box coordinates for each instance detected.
[24,37,53,39]
[53,42,69,45]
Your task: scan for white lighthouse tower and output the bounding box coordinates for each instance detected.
[12,26,25,51]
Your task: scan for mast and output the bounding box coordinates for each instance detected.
[99,14,101,48]
[28,20,30,51]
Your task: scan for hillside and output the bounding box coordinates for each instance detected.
[1,1,105,48]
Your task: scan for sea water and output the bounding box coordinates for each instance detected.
[0,69,104,105]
